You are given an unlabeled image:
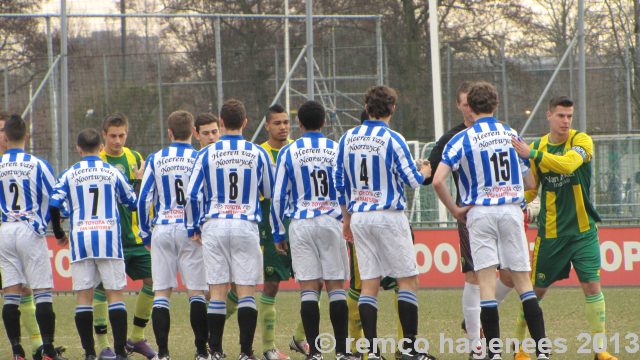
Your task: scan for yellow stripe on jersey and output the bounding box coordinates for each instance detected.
[573,184,590,232]
[545,191,557,239]
[531,236,542,283]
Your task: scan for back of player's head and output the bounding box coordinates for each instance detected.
[548,96,574,112]
[297,101,325,131]
[467,81,499,115]
[77,128,102,153]
[102,113,129,132]
[360,109,368,124]
[266,104,286,123]
[220,99,246,130]
[365,85,397,119]
[168,110,194,141]
[195,112,219,133]
[5,114,27,142]
[456,81,473,104]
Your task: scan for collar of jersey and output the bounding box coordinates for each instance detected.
[363,120,389,127]
[220,135,243,140]
[302,132,325,138]
[475,116,497,124]
[83,155,102,161]
[170,142,194,149]
[4,148,25,154]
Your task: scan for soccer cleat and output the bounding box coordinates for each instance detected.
[13,355,26,360]
[152,355,171,360]
[305,354,323,360]
[126,339,157,359]
[115,356,132,360]
[365,354,381,360]
[34,346,68,360]
[238,353,259,360]
[489,355,502,360]
[401,353,437,360]
[210,352,225,360]
[98,348,117,360]
[514,348,531,360]
[536,355,550,360]
[336,353,359,360]
[262,348,290,360]
[85,356,98,360]
[289,337,310,356]
[594,352,617,360]
[196,353,211,360]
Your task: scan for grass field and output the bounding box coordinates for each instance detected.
[1,287,638,359]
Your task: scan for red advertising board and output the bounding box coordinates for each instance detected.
[47,227,640,291]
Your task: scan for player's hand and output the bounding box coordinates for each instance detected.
[133,160,145,179]
[191,233,202,245]
[419,160,432,179]
[343,221,354,243]
[274,241,288,256]
[56,234,69,246]
[511,136,531,159]
[525,197,540,224]
[453,205,472,224]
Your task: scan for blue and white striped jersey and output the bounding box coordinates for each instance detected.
[138,143,198,244]
[50,156,137,262]
[441,116,529,206]
[335,120,424,213]
[0,149,56,235]
[185,134,274,237]
[270,132,341,243]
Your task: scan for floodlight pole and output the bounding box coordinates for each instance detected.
[61,0,69,169]
[577,0,587,132]
[284,0,291,112]
[46,16,60,172]
[305,0,314,100]
[215,17,223,112]
[376,18,383,85]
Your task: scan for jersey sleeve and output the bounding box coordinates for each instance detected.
[270,148,291,244]
[524,142,541,203]
[185,149,206,237]
[441,135,463,171]
[391,133,424,188]
[115,170,137,210]
[50,172,70,209]
[334,133,349,206]
[137,154,156,245]
[531,132,593,175]
[258,147,274,200]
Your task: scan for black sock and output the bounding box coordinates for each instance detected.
[208,313,226,353]
[3,303,24,356]
[480,303,500,357]
[237,307,257,355]
[108,304,128,357]
[522,298,547,356]
[397,291,419,354]
[190,299,209,355]
[75,309,96,356]
[329,300,348,354]
[301,300,321,354]
[152,307,171,356]
[35,302,57,355]
[358,301,378,355]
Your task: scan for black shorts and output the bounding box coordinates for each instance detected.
[458,221,474,273]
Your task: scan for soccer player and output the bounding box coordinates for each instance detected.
[50,128,137,360]
[186,99,273,360]
[432,82,548,360]
[270,100,354,360]
[0,114,66,360]
[335,86,432,360]
[511,96,616,360]
[137,110,209,360]
[95,113,156,359]
[423,82,514,358]
[193,112,221,149]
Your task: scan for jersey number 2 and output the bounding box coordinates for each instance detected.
[8,182,20,211]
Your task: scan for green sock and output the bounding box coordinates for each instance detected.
[586,292,606,349]
[259,294,277,351]
[94,287,111,349]
[514,307,527,343]
[294,320,306,342]
[20,295,43,354]
[130,284,154,342]
[347,288,363,353]
[226,289,239,320]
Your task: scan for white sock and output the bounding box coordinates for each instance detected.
[462,282,481,344]
[495,278,513,304]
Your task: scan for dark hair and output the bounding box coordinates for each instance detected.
[5,114,27,142]
[266,104,287,122]
[195,112,219,132]
[102,113,129,132]
[467,81,499,115]
[298,101,325,131]
[220,99,246,130]
[548,96,574,112]
[168,110,194,141]
[456,81,473,104]
[365,85,397,119]
[77,128,102,152]
[359,109,368,124]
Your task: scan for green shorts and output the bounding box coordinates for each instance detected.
[531,229,601,288]
[261,236,294,282]
[123,245,152,280]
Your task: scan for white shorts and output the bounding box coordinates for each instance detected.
[151,223,207,291]
[289,216,350,282]
[201,219,263,286]
[0,222,53,289]
[71,258,127,291]
[466,204,531,272]
[350,210,418,280]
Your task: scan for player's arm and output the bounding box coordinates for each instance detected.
[258,147,275,200]
[334,134,348,205]
[423,131,452,185]
[391,133,425,188]
[131,150,145,194]
[512,133,592,175]
[137,154,156,245]
[269,149,291,245]
[185,150,206,238]
[49,172,70,243]
[115,170,138,210]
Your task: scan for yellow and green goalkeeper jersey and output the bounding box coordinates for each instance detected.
[525,130,601,239]
[259,140,293,237]
[100,147,144,247]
